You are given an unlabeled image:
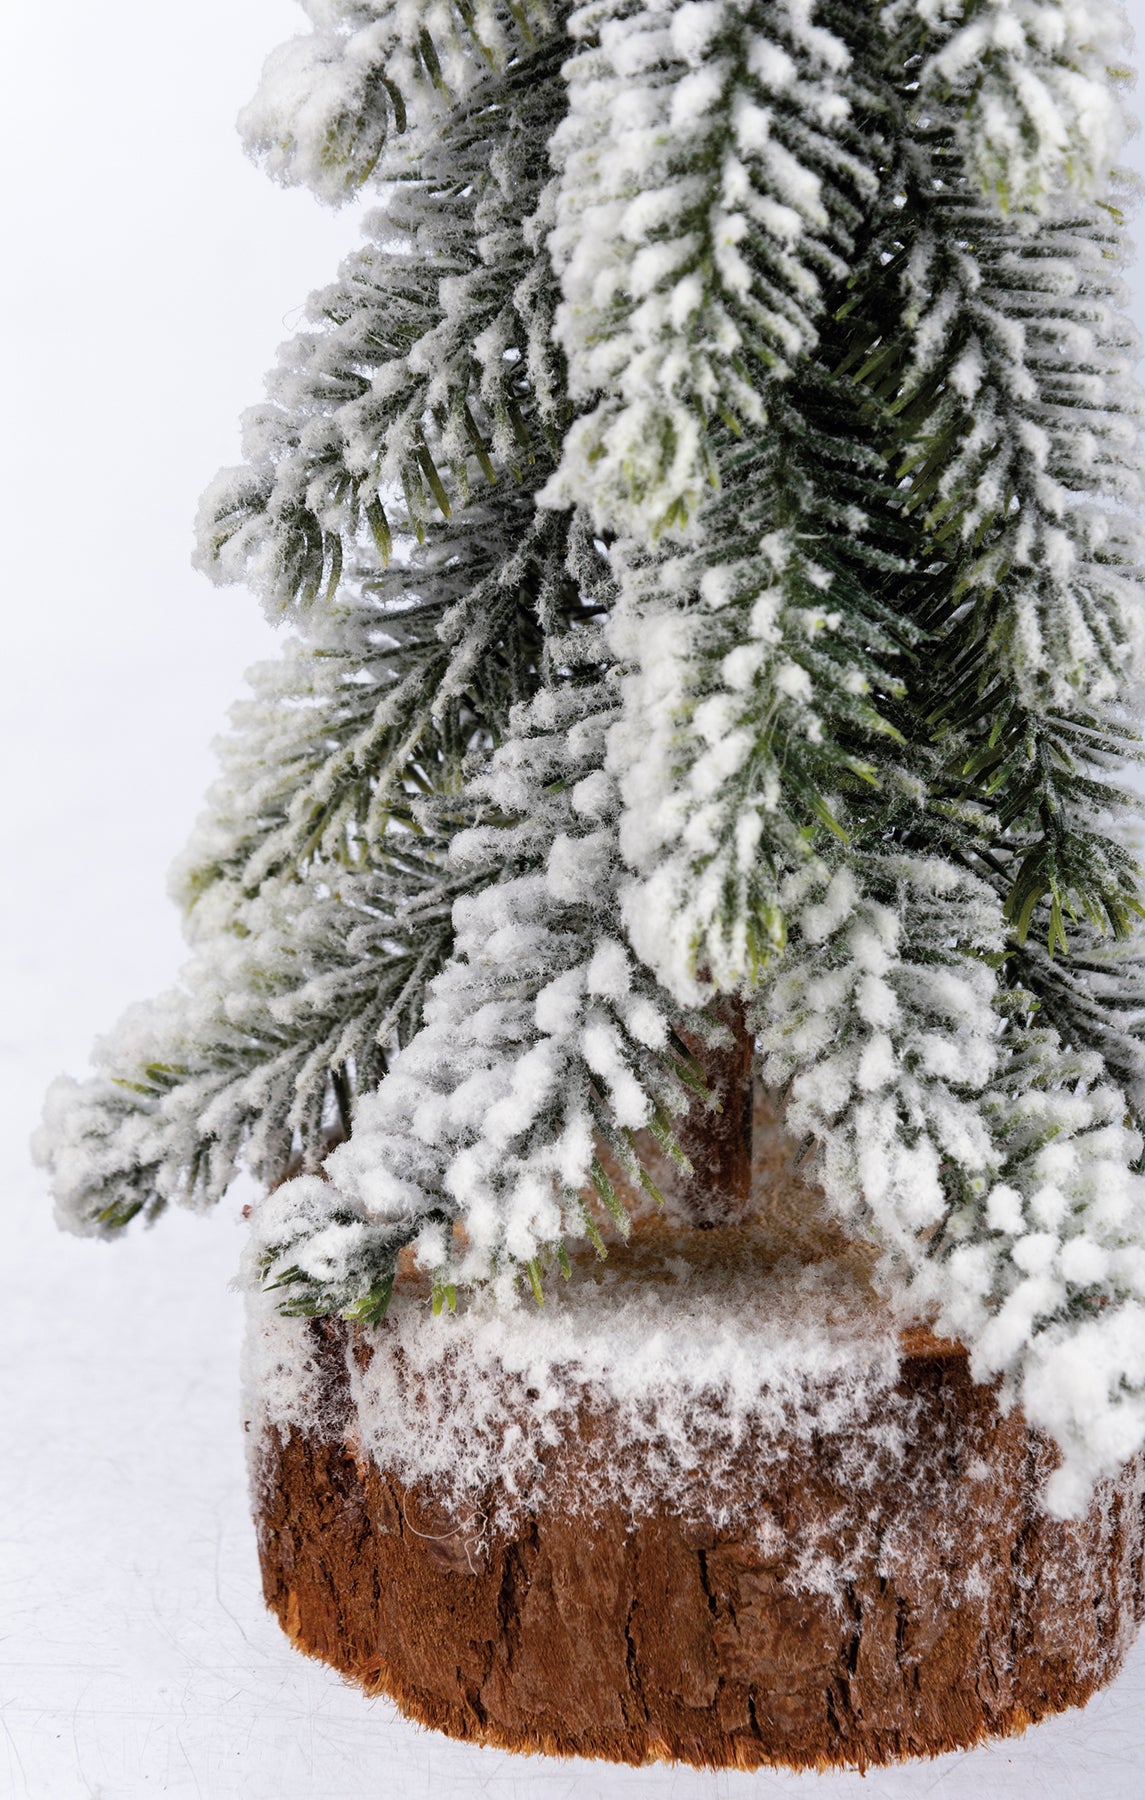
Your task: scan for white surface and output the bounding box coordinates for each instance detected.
[4,1185,1145,1800]
[3,3,1145,1795]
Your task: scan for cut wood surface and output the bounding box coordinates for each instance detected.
[253,1322,1144,1770]
[249,1103,1145,1769]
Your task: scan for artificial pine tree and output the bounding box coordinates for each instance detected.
[36,0,1145,1767]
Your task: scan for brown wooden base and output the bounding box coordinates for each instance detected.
[251,1318,1145,1770]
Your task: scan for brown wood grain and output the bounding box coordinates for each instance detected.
[251,1311,1145,1770]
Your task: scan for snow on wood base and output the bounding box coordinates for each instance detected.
[248,1272,1145,1769]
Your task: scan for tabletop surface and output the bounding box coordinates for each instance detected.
[5,1131,1144,1800]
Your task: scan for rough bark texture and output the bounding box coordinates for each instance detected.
[251,1316,1145,1770]
[673,999,755,1226]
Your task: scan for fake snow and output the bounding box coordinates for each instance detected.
[245,1219,911,1576]
[244,1213,1145,1624]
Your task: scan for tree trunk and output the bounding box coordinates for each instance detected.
[672,997,755,1227]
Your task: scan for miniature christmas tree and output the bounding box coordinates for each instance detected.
[36,0,1145,1766]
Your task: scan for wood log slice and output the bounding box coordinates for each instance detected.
[246,1114,1145,1770]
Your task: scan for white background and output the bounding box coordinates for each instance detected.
[2,4,1144,1795]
